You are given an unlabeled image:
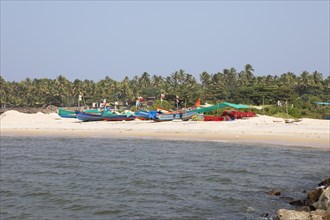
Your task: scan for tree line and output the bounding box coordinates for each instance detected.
[0,64,329,118]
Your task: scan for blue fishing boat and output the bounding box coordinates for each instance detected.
[134,110,151,120]
[75,110,103,121]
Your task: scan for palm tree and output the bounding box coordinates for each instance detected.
[244,64,255,83]
[139,72,151,89]
[238,71,248,86]
[97,76,116,101]
[279,72,296,86]
[200,71,211,89]
[130,75,141,99]
[0,76,10,107]
[81,79,97,105]
[73,79,83,99]
[265,75,275,86]
[151,75,166,98]
[119,76,133,101]
[312,71,323,85]
[54,75,74,106]
[239,64,255,86]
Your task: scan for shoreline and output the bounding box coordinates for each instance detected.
[1,129,328,151]
[1,110,329,150]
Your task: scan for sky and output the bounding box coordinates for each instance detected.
[1,1,329,82]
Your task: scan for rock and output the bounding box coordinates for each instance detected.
[308,188,324,202]
[246,206,255,213]
[278,209,330,220]
[313,187,330,211]
[277,209,311,220]
[306,188,324,205]
[310,209,330,220]
[310,205,317,211]
[267,189,281,196]
[276,180,330,220]
[319,178,330,188]
[260,213,269,218]
[297,206,311,212]
[289,199,306,206]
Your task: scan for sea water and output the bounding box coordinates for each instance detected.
[0,136,329,219]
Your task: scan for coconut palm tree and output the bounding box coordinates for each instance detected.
[139,72,151,89]
[119,76,133,101]
[312,71,323,85]
[200,71,212,89]
[244,64,255,83]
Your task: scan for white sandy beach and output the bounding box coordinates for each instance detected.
[0,110,329,150]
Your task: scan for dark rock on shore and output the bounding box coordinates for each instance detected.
[319,178,330,188]
[289,199,305,206]
[267,189,281,196]
[277,179,330,220]
[306,188,324,206]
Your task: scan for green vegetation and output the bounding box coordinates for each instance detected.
[0,64,329,118]
[271,113,297,119]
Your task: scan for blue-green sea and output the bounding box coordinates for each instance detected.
[0,137,329,219]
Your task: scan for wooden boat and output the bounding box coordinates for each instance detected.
[102,111,136,121]
[58,108,76,118]
[154,111,197,122]
[134,110,151,120]
[154,113,175,122]
[75,110,103,121]
[156,106,173,114]
[58,108,101,119]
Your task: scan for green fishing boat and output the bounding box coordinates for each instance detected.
[58,108,76,118]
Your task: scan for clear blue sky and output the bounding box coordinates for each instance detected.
[1,1,329,82]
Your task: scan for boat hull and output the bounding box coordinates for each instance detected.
[102,111,136,121]
[75,111,103,121]
[58,108,76,118]
[134,110,151,120]
[102,115,136,121]
[154,111,197,122]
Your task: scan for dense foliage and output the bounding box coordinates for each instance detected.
[0,64,329,118]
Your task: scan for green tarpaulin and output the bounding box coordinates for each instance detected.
[193,102,250,113]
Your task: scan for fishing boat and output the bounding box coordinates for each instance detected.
[134,98,200,121]
[154,110,197,122]
[75,109,103,121]
[102,111,136,121]
[58,108,76,118]
[134,110,151,120]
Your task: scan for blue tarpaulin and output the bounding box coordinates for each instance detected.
[314,102,330,106]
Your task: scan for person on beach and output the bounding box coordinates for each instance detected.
[136,97,143,110]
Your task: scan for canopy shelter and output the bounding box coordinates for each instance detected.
[193,102,250,114]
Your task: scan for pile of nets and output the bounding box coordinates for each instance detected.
[204,115,232,121]
[204,110,256,121]
[221,110,256,119]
